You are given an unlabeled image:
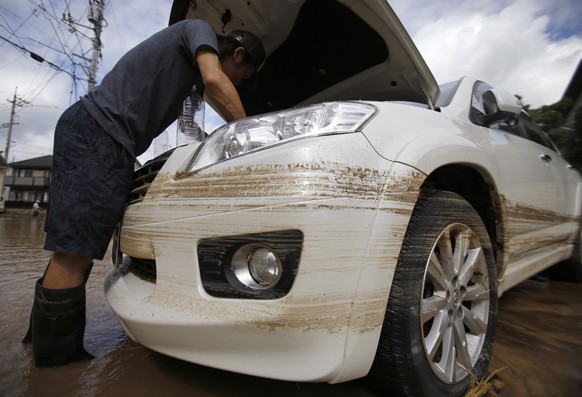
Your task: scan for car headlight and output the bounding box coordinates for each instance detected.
[189,101,377,170]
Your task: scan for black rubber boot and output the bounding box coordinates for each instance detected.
[22,262,92,345]
[22,308,33,344]
[28,279,94,367]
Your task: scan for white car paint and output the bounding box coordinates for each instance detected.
[107,132,422,382]
[106,85,581,381]
[105,0,582,389]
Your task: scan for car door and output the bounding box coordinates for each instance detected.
[471,82,572,265]
[519,116,581,221]
[487,121,578,291]
[488,124,566,240]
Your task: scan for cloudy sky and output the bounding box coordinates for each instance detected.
[0,0,581,163]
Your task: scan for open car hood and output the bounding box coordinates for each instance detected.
[170,0,439,116]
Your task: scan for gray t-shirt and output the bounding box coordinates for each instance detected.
[80,19,218,158]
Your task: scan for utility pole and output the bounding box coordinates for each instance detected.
[66,0,106,90]
[87,0,105,90]
[4,87,29,163]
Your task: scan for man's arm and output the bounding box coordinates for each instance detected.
[196,47,247,122]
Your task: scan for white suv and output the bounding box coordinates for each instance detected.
[105,1,582,396]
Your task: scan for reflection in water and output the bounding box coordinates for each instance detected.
[1,213,580,396]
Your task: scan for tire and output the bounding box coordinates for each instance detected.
[368,190,498,397]
[548,227,582,283]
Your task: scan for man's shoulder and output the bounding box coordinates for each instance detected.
[176,18,213,33]
[178,18,218,51]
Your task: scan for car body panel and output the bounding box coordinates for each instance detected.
[110,133,423,382]
[108,86,581,380]
[356,92,579,292]
[487,128,580,291]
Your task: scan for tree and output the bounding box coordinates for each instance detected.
[561,107,582,171]
[530,98,582,172]
[530,98,572,131]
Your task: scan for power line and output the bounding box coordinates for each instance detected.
[13,0,90,95]
[0,7,39,48]
[0,34,79,80]
[42,0,82,72]
[0,26,69,56]
[0,0,107,154]
[0,1,97,164]
[3,1,107,96]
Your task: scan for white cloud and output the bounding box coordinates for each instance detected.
[0,0,173,163]
[391,0,582,107]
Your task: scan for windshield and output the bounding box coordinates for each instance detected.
[435,79,462,108]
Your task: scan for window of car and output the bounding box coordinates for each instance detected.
[490,115,558,152]
[470,81,492,118]
[518,114,559,152]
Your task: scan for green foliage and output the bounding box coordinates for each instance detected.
[563,107,582,170]
[531,97,582,172]
[530,98,572,132]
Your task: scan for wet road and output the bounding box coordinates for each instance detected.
[1,212,581,396]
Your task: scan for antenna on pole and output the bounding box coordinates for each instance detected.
[87,0,105,90]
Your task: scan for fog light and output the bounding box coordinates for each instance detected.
[249,248,281,286]
[232,244,282,290]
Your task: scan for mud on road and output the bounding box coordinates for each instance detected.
[488,277,582,396]
[1,213,581,396]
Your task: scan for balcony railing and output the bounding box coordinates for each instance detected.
[5,176,51,187]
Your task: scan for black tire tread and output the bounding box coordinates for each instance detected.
[367,190,498,397]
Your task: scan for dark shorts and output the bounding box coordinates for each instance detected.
[44,102,134,260]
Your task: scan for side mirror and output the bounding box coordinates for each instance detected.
[478,89,522,127]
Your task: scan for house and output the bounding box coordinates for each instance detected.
[1,152,142,211]
[4,155,52,209]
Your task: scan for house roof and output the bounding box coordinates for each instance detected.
[8,155,53,169]
[0,154,7,168]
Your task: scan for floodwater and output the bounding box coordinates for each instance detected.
[1,212,581,397]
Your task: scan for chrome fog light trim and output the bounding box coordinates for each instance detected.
[198,230,303,299]
[232,244,282,289]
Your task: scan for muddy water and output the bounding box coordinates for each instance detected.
[1,213,581,397]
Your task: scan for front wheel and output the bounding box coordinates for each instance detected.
[368,190,498,397]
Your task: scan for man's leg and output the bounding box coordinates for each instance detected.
[43,252,93,289]
[26,253,94,367]
[23,101,133,367]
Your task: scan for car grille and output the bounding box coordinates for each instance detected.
[124,149,177,281]
[127,149,176,205]
[128,257,156,283]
